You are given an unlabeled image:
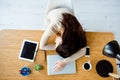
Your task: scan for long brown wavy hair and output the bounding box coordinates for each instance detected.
[56,13,87,58]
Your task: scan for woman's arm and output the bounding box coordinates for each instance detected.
[40,26,56,50]
[64,47,86,62]
[54,47,86,72]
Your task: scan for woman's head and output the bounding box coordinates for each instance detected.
[56,13,87,58]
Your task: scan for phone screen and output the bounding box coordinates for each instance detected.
[85,47,90,57]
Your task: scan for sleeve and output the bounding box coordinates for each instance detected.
[40,25,56,50]
[63,47,86,63]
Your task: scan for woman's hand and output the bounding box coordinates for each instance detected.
[54,59,68,72]
[55,36,62,48]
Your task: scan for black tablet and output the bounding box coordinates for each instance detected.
[18,39,38,62]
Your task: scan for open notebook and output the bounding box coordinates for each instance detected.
[47,54,76,75]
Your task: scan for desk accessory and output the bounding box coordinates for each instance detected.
[82,60,92,71]
[18,39,38,62]
[103,40,120,61]
[20,67,31,76]
[96,60,113,77]
[34,64,43,71]
[85,46,90,57]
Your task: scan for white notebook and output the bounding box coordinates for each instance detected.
[47,54,76,75]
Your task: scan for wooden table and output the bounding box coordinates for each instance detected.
[0,29,117,80]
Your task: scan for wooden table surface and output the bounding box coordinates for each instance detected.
[0,29,117,80]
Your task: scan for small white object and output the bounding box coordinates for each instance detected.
[18,39,38,62]
[82,60,92,71]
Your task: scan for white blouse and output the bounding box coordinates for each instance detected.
[40,8,86,62]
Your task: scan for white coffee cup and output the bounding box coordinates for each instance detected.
[82,61,92,71]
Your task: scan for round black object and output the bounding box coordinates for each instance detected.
[84,63,90,70]
[96,60,113,77]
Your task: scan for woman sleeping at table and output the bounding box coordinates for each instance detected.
[40,8,87,72]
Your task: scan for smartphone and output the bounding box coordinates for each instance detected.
[85,47,90,57]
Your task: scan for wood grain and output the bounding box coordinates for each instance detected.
[0,29,116,80]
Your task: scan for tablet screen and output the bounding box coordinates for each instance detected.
[21,41,37,59]
[19,39,38,62]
